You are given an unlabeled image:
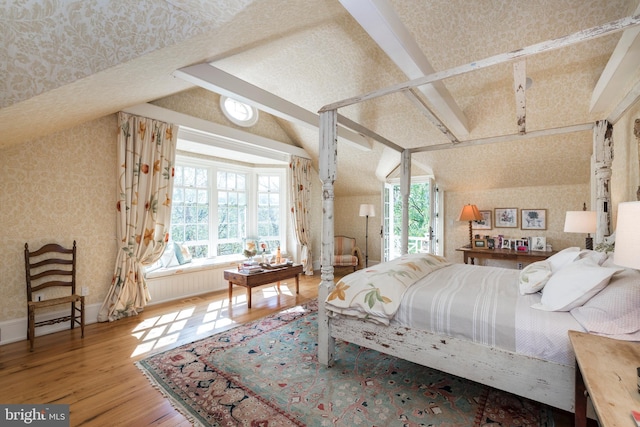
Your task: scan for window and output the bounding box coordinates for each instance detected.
[170,156,286,260]
[220,96,259,127]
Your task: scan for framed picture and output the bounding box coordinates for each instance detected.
[530,236,546,251]
[473,210,492,230]
[501,238,512,249]
[515,239,529,252]
[495,208,518,228]
[473,238,487,249]
[521,209,546,230]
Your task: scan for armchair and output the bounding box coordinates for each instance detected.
[334,235,362,272]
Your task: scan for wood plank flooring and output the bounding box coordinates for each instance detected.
[0,271,578,426]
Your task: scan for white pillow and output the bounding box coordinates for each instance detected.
[532,257,622,311]
[576,249,608,266]
[519,260,552,295]
[570,267,640,339]
[160,243,179,267]
[545,247,580,273]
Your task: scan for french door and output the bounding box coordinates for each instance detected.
[382,178,439,262]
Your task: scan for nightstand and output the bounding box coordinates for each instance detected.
[569,330,640,427]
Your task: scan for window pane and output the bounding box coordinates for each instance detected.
[195,168,208,187]
[183,167,195,186]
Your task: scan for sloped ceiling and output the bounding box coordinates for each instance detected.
[1,0,639,195]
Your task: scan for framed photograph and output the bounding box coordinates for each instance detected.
[530,236,546,251]
[515,239,529,252]
[472,210,492,230]
[487,238,495,249]
[495,208,518,228]
[521,209,546,230]
[473,238,487,249]
[501,238,512,249]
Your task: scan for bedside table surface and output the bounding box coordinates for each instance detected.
[569,330,640,427]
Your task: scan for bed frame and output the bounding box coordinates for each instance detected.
[316,110,577,413]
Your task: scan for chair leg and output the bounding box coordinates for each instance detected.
[28,306,35,352]
[80,298,85,338]
[70,301,75,330]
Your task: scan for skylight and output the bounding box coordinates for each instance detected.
[220,96,258,127]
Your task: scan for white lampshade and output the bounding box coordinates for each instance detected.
[563,211,597,233]
[359,204,375,217]
[613,201,640,269]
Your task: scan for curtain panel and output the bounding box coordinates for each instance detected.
[98,112,177,322]
[289,156,313,275]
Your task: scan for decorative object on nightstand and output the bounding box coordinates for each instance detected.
[564,203,596,250]
[359,204,375,267]
[458,204,483,248]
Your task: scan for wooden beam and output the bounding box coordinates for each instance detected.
[409,123,594,153]
[339,0,469,136]
[337,114,404,152]
[590,4,640,114]
[320,14,640,113]
[513,61,527,135]
[405,89,459,144]
[606,78,640,124]
[122,103,311,160]
[174,64,372,151]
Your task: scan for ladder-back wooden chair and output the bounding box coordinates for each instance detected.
[24,241,85,351]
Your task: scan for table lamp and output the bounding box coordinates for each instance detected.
[564,205,597,250]
[613,201,640,270]
[458,204,482,248]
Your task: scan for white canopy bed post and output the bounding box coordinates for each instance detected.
[400,149,411,255]
[593,120,613,244]
[318,109,337,366]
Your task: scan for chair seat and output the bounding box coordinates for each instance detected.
[28,294,84,309]
[334,254,358,266]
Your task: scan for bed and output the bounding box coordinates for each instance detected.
[317,249,640,413]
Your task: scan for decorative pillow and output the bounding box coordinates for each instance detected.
[570,267,640,340]
[576,249,608,266]
[545,247,580,273]
[174,242,192,265]
[532,257,622,311]
[160,243,179,267]
[518,260,552,295]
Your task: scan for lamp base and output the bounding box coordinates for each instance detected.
[585,236,593,250]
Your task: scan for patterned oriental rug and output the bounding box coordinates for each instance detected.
[137,300,552,427]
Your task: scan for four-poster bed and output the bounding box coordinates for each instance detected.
[316,14,640,414]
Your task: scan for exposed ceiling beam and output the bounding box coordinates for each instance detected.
[339,0,469,137]
[404,89,459,144]
[410,123,594,153]
[513,61,527,135]
[590,4,640,115]
[174,63,372,151]
[337,113,404,152]
[122,103,311,160]
[607,78,640,124]
[320,14,640,113]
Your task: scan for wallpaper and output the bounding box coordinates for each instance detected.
[0,115,117,322]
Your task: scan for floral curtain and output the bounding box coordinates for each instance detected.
[289,156,313,275]
[98,112,177,322]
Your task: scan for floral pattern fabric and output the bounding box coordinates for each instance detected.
[98,112,177,322]
[325,252,451,325]
[289,156,313,275]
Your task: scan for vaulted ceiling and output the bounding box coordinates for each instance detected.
[2,0,639,195]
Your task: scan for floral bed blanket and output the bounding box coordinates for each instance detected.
[325,253,450,325]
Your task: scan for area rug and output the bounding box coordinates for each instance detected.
[136,300,552,426]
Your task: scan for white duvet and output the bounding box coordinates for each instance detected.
[392,263,585,365]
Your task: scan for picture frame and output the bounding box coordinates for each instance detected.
[521,209,547,230]
[515,239,529,252]
[473,238,487,249]
[472,210,492,230]
[495,208,518,228]
[530,236,546,251]
[501,238,512,249]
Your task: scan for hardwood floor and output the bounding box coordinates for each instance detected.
[0,272,580,426]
